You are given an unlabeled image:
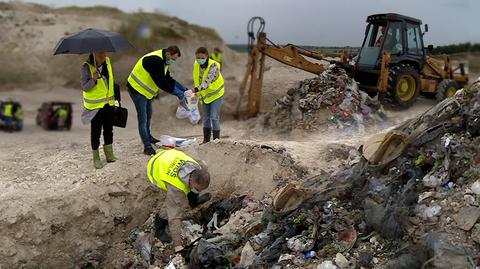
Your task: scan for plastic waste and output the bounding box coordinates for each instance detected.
[441,182,455,190]
[317,260,338,269]
[159,135,196,148]
[422,171,444,188]
[176,105,200,125]
[278,253,296,263]
[471,180,480,195]
[304,250,316,259]
[132,232,152,263]
[335,253,349,268]
[184,89,198,110]
[416,204,442,220]
[287,234,315,252]
[239,242,256,268]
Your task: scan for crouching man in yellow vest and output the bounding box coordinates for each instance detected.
[147,148,212,252]
[191,47,225,143]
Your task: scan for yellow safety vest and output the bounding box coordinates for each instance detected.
[83,57,115,110]
[3,104,13,117]
[14,107,23,120]
[56,108,68,119]
[210,52,222,66]
[193,59,225,104]
[147,149,200,195]
[128,49,169,100]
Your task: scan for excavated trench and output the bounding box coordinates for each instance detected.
[0,140,307,268]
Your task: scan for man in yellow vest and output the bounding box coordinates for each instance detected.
[192,47,225,143]
[56,106,68,129]
[147,148,211,252]
[210,47,223,69]
[2,101,14,131]
[127,46,189,156]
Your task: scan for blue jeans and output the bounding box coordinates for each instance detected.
[129,89,153,148]
[203,97,223,130]
[172,81,187,101]
[129,82,186,148]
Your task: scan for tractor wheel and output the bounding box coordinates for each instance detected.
[387,64,420,108]
[435,79,459,101]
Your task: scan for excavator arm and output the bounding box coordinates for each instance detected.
[235,18,347,119]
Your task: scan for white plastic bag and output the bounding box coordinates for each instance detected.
[176,105,200,125]
[184,89,198,111]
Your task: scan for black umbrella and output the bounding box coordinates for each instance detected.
[53,28,133,55]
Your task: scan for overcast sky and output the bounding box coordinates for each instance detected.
[17,0,480,46]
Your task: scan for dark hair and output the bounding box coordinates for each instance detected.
[195,47,209,56]
[191,169,210,188]
[166,45,181,57]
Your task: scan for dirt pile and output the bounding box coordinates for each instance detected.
[0,138,307,268]
[263,65,387,132]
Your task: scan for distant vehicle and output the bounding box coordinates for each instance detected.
[36,102,73,130]
[0,99,23,132]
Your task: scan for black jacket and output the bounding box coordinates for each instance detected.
[127,50,176,94]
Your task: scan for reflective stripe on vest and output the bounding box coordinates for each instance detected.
[193,59,225,104]
[3,104,13,117]
[127,49,168,100]
[83,57,115,110]
[147,149,200,195]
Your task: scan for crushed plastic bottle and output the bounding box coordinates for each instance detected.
[317,260,338,269]
[304,250,316,259]
[471,180,480,195]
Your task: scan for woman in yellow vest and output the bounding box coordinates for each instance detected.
[80,52,117,169]
[191,47,225,143]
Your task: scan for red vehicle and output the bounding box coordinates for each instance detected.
[36,102,73,130]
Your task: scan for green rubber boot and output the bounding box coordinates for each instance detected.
[103,144,117,163]
[92,149,103,169]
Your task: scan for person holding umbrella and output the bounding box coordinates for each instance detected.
[53,28,133,169]
[127,46,189,156]
[80,52,117,169]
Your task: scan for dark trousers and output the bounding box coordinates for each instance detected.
[91,105,114,150]
[128,88,153,148]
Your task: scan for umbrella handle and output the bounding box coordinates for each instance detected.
[92,55,103,79]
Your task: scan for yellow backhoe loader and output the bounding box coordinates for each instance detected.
[236,14,469,119]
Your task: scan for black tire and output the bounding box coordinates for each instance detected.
[387,64,420,108]
[435,79,459,101]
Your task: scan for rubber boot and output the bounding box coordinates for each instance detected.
[202,128,211,144]
[213,130,220,140]
[92,149,103,169]
[103,144,117,163]
[154,214,172,243]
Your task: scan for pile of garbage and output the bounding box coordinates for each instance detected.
[99,80,480,269]
[264,65,387,132]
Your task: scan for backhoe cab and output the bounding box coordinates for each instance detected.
[355,13,468,107]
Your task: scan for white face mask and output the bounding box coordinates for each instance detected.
[190,188,199,194]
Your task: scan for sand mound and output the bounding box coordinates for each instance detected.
[0,139,306,268]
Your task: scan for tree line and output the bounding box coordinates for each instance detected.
[431,42,480,55]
